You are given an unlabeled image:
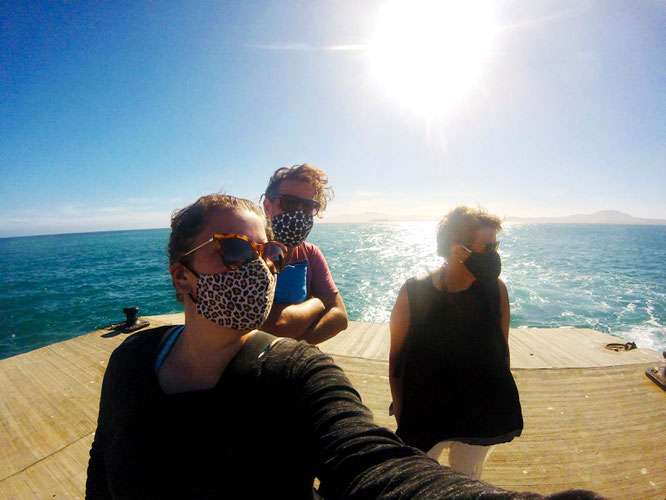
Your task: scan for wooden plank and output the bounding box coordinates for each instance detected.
[140,315,664,368]
[0,316,173,483]
[493,364,665,499]
[320,322,663,368]
[333,355,666,500]
[0,434,93,499]
[1,317,664,499]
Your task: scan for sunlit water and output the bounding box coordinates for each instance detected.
[1,223,664,359]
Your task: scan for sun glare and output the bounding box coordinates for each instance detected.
[370,0,496,116]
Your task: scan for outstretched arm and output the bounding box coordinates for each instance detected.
[284,342,602,500]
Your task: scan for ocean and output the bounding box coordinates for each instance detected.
[1,222,665,360]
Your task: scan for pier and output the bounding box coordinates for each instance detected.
[1,315,664,499]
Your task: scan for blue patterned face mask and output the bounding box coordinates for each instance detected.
[271,210,314,248]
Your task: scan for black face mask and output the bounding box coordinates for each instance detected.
[462,248,502,280]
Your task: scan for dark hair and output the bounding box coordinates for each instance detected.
[436,206,502,257]
[168,194,270,302]
[262,163,333,216]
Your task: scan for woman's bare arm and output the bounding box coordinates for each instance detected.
[498,278,511,367]
[389,283,410,425]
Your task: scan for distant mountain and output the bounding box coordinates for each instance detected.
[506,210,666,225]
[321,209,666,225]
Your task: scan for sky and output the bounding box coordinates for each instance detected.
[1,0,664,237]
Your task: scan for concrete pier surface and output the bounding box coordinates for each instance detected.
[1,314,664,499]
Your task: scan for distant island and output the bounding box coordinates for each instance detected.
[323,210,666,225]
[505,210,666,225]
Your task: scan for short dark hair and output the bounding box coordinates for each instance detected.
[436,206,502,257]
[168,194,270,302]
[263,164,333,216]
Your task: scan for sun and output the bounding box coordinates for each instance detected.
[369,0,497,117]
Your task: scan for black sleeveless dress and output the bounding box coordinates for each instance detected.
[395,274,523,452]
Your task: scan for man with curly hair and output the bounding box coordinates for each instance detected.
[260,164,348,344]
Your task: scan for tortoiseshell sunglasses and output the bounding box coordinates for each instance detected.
[180,233,287,274]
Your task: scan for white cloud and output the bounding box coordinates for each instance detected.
[247,42,366,52]
[498,2,587,33]
[121,197,161,205]
[0,201,174,237]
[325,44,367,51]
[58,204,84,215]
[97,207,127,213]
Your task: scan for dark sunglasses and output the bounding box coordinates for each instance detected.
[268,194,321,216]
[461,242,500,255]
[180,233,287,274]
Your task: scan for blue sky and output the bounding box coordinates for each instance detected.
[1,0,664,237]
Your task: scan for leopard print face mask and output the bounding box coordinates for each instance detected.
[194,259,276,331]
[271,210,314,248]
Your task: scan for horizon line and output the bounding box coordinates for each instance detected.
[3,220,666,240]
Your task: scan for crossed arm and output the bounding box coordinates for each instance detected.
[260,291,348,345]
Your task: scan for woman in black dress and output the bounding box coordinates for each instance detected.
[389,206,523,480]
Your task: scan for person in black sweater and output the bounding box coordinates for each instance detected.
[390,206,522,480]
[87,194,600,499]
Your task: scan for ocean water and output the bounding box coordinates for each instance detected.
[0,223,664,360]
